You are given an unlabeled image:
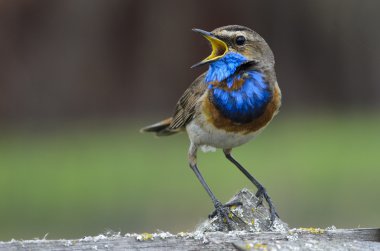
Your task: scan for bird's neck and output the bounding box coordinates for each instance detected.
[205,52,248,83]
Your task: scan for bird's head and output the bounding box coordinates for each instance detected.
[192,25,274,82]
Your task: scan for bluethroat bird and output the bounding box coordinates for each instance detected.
[141,25,282,229]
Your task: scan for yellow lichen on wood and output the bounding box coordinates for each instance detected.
[299,227,325,234]
[140,233,154,241]
[244,243,268,251]
[253,243,268,251]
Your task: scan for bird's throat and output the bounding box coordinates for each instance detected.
[205,52,248,83]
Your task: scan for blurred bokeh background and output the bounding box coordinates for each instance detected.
[0,0,379,240]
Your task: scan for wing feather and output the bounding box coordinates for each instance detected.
[168,73,207,130]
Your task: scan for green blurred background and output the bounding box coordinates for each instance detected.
[0,0,379,241]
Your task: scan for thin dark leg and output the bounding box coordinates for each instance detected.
[189,163,234,230]
[223,149,279,223]
[190,163,219,205]
[188,144,242,230]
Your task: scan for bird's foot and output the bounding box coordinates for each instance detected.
[208,200,243,231]
[208,200,243,219]
[255,187,279,225]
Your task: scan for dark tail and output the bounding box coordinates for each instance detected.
[140,117,178,136]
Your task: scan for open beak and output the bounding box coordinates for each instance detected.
[191,28,228,68]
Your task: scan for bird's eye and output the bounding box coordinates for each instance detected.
[235,36,246,46]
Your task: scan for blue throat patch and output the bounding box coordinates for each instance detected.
[208,71,272,124]
[205,52,248,83]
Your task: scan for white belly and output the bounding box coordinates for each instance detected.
[186,118,261,150]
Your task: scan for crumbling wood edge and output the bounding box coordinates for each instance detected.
[1,189,379,250]
[0,228,379,251]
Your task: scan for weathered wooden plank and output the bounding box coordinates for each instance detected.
[1,228,379,251]
[1,189,378,251]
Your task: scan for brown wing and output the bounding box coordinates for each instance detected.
[168,72,207,130]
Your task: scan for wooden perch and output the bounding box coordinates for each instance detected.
[1,189,379,251]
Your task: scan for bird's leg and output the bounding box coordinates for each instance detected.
[189,144,236,231]
[223,149,279,223]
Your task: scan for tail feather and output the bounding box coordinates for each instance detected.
[140,117,179,136]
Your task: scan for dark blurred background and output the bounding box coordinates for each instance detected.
[0,0,379,240]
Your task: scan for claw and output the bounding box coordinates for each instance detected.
[209,200,243,219]
[255,187,279,224]
[209,200,243,231]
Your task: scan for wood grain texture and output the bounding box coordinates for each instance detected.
[1,189,379,251]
